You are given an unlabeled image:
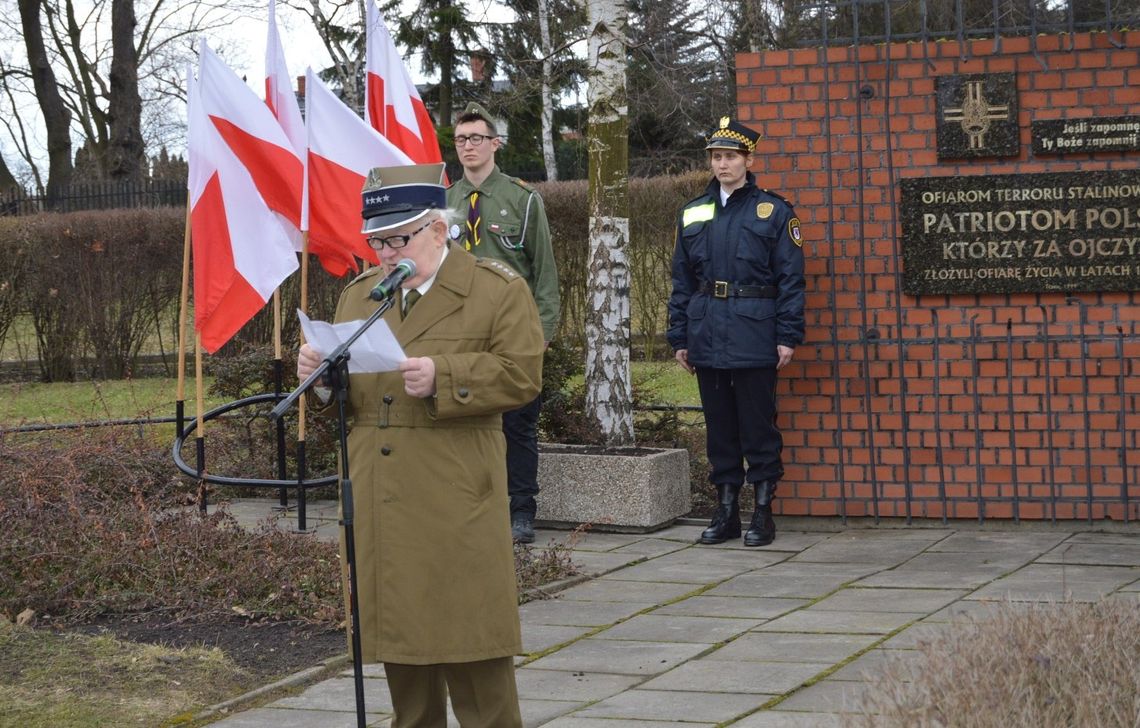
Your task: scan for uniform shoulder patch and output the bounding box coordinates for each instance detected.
[477,257,521,281]
[788,217,803,247]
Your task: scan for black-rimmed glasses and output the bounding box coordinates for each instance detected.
[366,220,433,250]
[453,133,497,147]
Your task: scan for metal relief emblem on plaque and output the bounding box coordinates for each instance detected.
[936,73,1019,159]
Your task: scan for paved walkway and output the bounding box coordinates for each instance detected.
[202,500,1140,727]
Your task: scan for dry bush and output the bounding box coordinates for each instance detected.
[850,599,1140,728]
[0,428,342,626]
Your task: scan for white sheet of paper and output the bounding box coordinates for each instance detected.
[298,310,406,373]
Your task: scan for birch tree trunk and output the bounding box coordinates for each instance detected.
[584,0,632,447]
[538,0,558,181]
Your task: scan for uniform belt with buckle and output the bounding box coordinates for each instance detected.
[698,280,777,299]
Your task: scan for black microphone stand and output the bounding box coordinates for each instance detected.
[271,296,396,728]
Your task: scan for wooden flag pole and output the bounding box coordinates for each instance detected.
[175,203,193,437]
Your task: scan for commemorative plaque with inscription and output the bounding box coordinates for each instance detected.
[936,73,1019,159]
[900,169,1140,295]
[1032,116,1140,155]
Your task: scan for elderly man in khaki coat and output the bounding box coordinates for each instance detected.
[297,163,544,728]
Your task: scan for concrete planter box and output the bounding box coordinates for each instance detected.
[535,444,691,533]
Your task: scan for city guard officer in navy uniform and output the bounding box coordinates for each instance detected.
[667,117,806,547]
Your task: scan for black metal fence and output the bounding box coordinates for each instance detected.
[1,180,187,216]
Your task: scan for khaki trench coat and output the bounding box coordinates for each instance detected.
[325,245,544,664]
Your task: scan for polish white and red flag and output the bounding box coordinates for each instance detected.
[188,42,300,353]
[263,0,306,253]
[365,0,444,164]
[305,66,413,276]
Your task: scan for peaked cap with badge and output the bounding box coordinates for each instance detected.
[706,116,761,153]
[361,162,448,234]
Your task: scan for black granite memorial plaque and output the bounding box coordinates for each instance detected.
[1032,116,1140,155]
[901,169,1140,295]
[936,73,1019,159]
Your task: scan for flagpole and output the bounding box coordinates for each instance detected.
[295,235,310,531]
[273,288,289,508]
[176,203,192,440]
[194,332,208,514]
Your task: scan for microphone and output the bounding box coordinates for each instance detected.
[369,258,417,301]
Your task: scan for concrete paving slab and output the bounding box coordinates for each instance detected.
[654,595,809,620]
[878,622,953,649]
[607,549,785,584]
[515,668,642,702]
[892,550,1033,571]
[753,609,925,635]
[610,538,692,558]
[708,572,855,600]
[922,599,1023,623]
[728,710,844,727]
[967,564,1140,601]
[205,708,389,727]
[522,623,595,654]
[640,659,827,694]
[596,614,761,644]
[566,550,648,576]
[855,564,1011,589]
[774,680,872,713]
[827,649,920,682]
[520,699,586,727]
[524,638,712,676]
[1037,541,1140,566]
[572,688,768,723]
[543,719,715,728]
[337,663,385,678]
[926,531,1070,553]
[704,632,880,663]
[268,676,393,713]
[1067,532,1140,544]
[518,598,655,627]
[556,577,702,603]
[790,533,941,564]
[809,587,968,614]
[642,523,707,542]
[561,531,668,552]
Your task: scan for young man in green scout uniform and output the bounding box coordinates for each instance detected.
[446,101,560,544]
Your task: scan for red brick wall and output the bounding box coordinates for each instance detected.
[737,31,1140,522]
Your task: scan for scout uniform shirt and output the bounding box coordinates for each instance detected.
[447,165,561,341]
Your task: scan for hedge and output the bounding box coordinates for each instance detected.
[0,173,710,381]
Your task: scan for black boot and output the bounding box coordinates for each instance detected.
[744,481,776,547]
[700,484,742,544]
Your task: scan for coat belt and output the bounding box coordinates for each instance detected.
[698,280,777,299]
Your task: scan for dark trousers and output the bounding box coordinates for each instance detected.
[504,392,542,519]
[696,367,783,486]
[385,657,522,728]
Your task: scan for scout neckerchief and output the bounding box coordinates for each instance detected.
[465,191,481,250]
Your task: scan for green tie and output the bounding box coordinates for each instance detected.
[403,289,421,316]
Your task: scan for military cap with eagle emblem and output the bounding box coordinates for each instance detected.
[705,116,761,153]
[360,162,448,234]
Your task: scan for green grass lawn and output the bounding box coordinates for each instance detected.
[0,378,227,427]
[0,362,700,428]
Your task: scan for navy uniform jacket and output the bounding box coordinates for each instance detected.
[667,172,806,369]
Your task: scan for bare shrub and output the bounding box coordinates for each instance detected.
[849,599,1140,728]
[0,428,342,626]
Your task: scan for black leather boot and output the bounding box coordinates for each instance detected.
[700,484,742,544]
[744,481,776,547]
